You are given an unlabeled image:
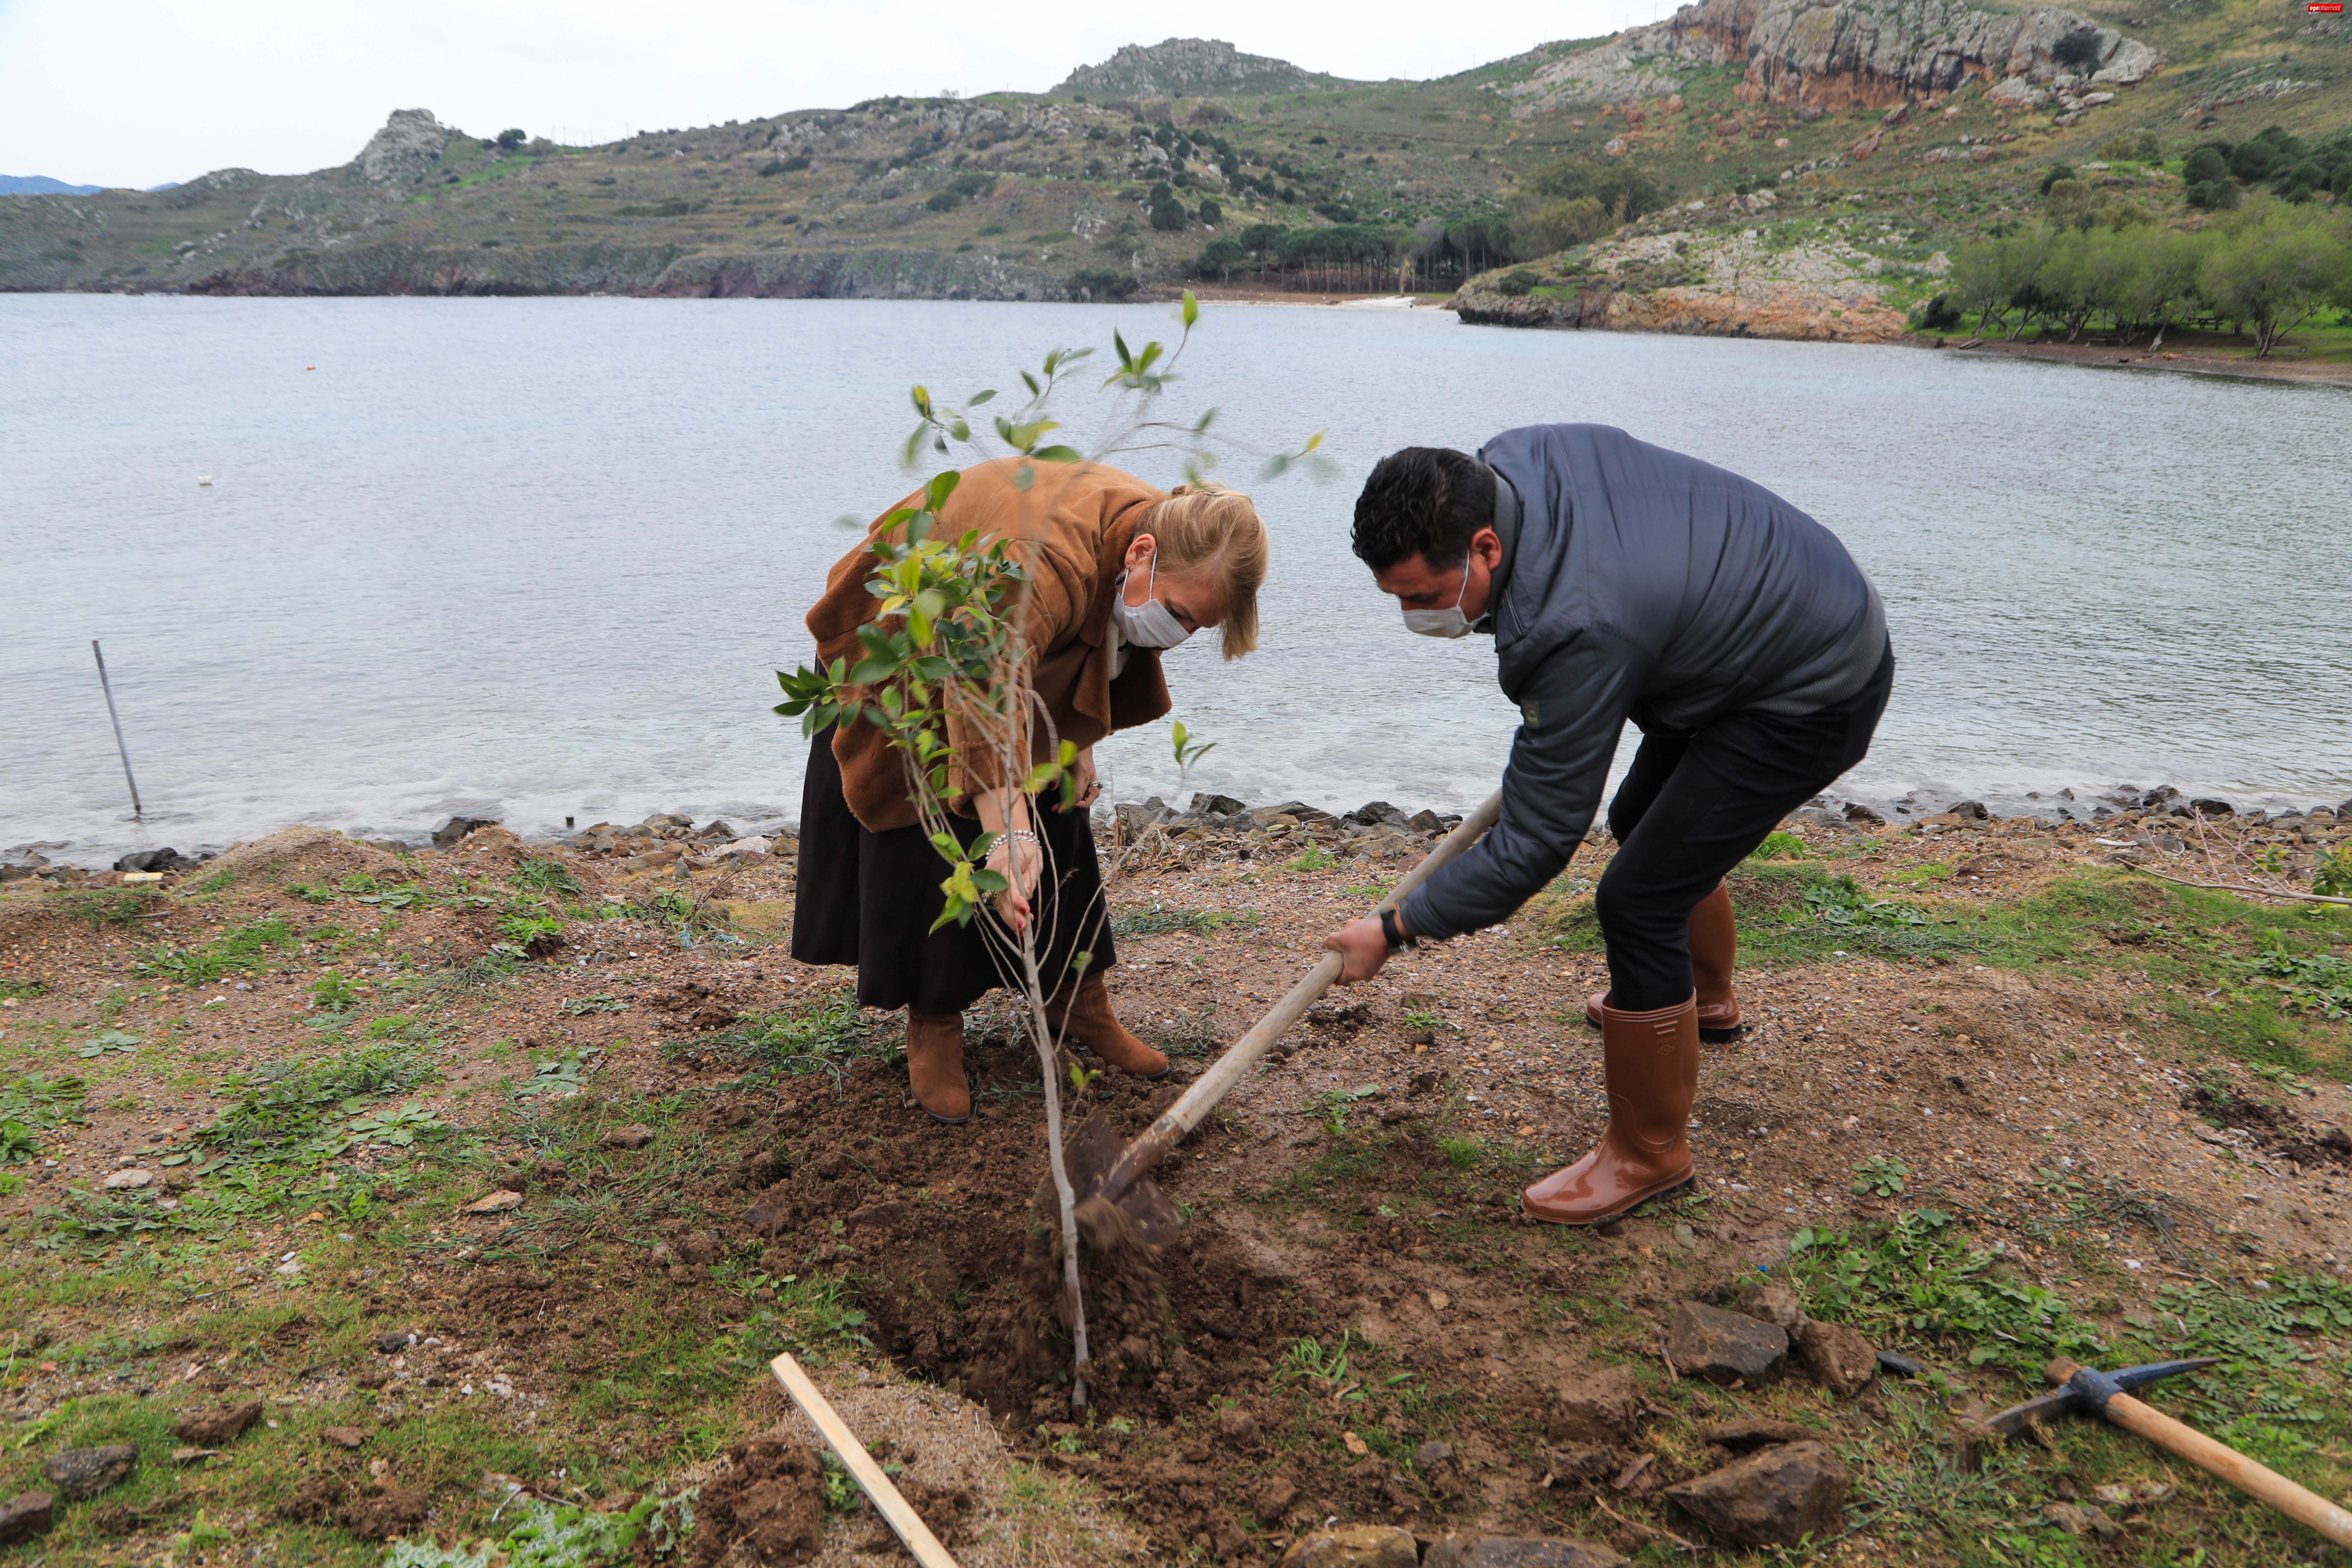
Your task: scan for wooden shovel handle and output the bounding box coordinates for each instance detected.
[1092,790,1505,1206]
[2103,1391,2352,1548]
[769,1353,961,1568]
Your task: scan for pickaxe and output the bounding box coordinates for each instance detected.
[1983,1356,2352,1548]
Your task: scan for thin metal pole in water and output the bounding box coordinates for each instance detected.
[90,639,144,819]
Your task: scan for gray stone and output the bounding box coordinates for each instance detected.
[2188,797,2234,818]
[1407,809,1446,834]
[1278,1524,1418,1568]
[1796,1318,1879,1395]
[1416,1440,1454,1468]
[2043,1501,2121,1538]
[432,815,499,848]
[1668,1301,1788,1385]
[1424,1535,1627,1568]
[1546,1364,1640,1445]
[1841,801,1886,825]
[173,1400,262,1447]
[599,1124,656,1150]
[1664,1440,1849,1546]
[1948,799,1990,821]
[1190,792,1247,817]
[112,848,186,873]
[1731,1278,1805,1331]
[0,1492,53,1548]
[1344,801,1411,829]
[42,1444,137,1501]
[1214,1405,1259,1443]
[358,109,451,185]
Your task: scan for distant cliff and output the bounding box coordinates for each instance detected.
[1053,38,1358,98]
[1506,0,2160,114]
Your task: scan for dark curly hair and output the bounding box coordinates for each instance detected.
[1350,447,1494,572]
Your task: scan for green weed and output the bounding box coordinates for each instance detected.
[1301,1084,1381,1134]
[1436,1136,1483,1170]
[138,917,300,985]
[513,857,584,898]
[1851,1155,1912,1197]
[2313,842,2352,898]
[0,1074,87,1162]
[1284,844,1339,873]
[701,994,873,1080]
[1748,831,1807,860]
[46,885,162,929]
[1789,1209,2107,1378]
[193,1045,436,1167]
[1109,903,1259,936]
[2234,931,2352,1020]
[0,979,47,1001]
[559,994,627,1016]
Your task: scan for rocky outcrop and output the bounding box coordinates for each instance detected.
[1514,0,2160,111]
[356,108,451,185]
[1056,38,1354,98]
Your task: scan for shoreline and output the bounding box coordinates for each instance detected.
[9,780,2348,881]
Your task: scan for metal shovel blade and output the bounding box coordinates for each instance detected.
[1062,1108,1181,1251]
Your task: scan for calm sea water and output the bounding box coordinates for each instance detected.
[5,295,2348,863]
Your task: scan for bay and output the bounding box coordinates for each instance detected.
[4,293,2347,860]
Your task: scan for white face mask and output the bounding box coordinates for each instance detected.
[1109,557,1193,649]
[1401,560,1475,639]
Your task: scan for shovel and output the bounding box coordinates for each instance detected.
[1062,790,1504,1245]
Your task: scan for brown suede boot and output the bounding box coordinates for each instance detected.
[904,1010,970,1125]
[1524,994,1698,1225]
[1584,881,1745,1041]
[1046,972,1169,1080]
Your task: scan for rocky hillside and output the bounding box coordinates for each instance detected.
[0,6,2341,324]
[1053,37,1360,98]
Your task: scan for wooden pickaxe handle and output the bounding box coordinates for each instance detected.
[2047,1361,2352,1547]
[2099,1392,2352,1547]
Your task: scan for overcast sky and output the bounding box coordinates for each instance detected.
[0,0,1669,189]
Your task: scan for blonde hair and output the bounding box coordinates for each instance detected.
[1138,483,1269,659]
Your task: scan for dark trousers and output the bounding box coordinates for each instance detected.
[1599,645,1895,1011]
[791,723,1115,1015]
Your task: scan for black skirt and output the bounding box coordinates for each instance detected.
[790,722,1118,1014]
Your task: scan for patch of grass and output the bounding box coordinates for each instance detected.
[45,885,162,929]
[0,1073,88,1162]
[1748,830,1807,860]
[0,978,48,1001]
[512,856,584,898]
[1436,1136,1484,1170]
[1790,1208,2108,1379]
[1300,1084,1382,1134]
[1109,903,1259,936]
[1283,844,1339,873]
[192,1045,438,1167]
[138,916,301,985]
[701,992,874,1078]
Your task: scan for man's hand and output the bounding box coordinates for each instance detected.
[1324,916,1392,984]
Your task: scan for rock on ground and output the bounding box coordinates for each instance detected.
[1796,1317,1880,1395]
[1668,1301,1789,1384]
[0,1492,54,1547]
[1280,1524,1420,1568]
[1547,1364,1641,1445]
[41,1445,137,1501]
[1664,1439,1850,1546]
[173,1399,263,1447]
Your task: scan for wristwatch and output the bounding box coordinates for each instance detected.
[1379,907,1418,953]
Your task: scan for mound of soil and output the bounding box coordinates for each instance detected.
[688,1434,824,1567]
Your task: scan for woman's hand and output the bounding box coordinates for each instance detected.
[987,830,1043,933]
[1067,747,1101,812]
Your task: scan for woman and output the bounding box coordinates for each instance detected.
[792,456,1270,1124]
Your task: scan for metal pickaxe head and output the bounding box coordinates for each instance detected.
[1981,1357,2219,1437]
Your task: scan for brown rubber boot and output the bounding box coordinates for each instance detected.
[1584,881,1744,1041]
[904,1010,970,1125]
[1686,880,1743,1040]
[1524,994,1699,1225]
[1046,972,1169,1079]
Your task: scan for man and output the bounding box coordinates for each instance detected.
[1323,425,1892,1226]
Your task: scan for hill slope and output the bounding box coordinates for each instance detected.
[1,6,2342,328]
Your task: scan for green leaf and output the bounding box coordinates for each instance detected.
[925,469,960,511]
[1031,445,1082,463]
[1181,288,1199,327]
[968,389,997,405]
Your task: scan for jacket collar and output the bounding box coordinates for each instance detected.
[1477,463,1522,634]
